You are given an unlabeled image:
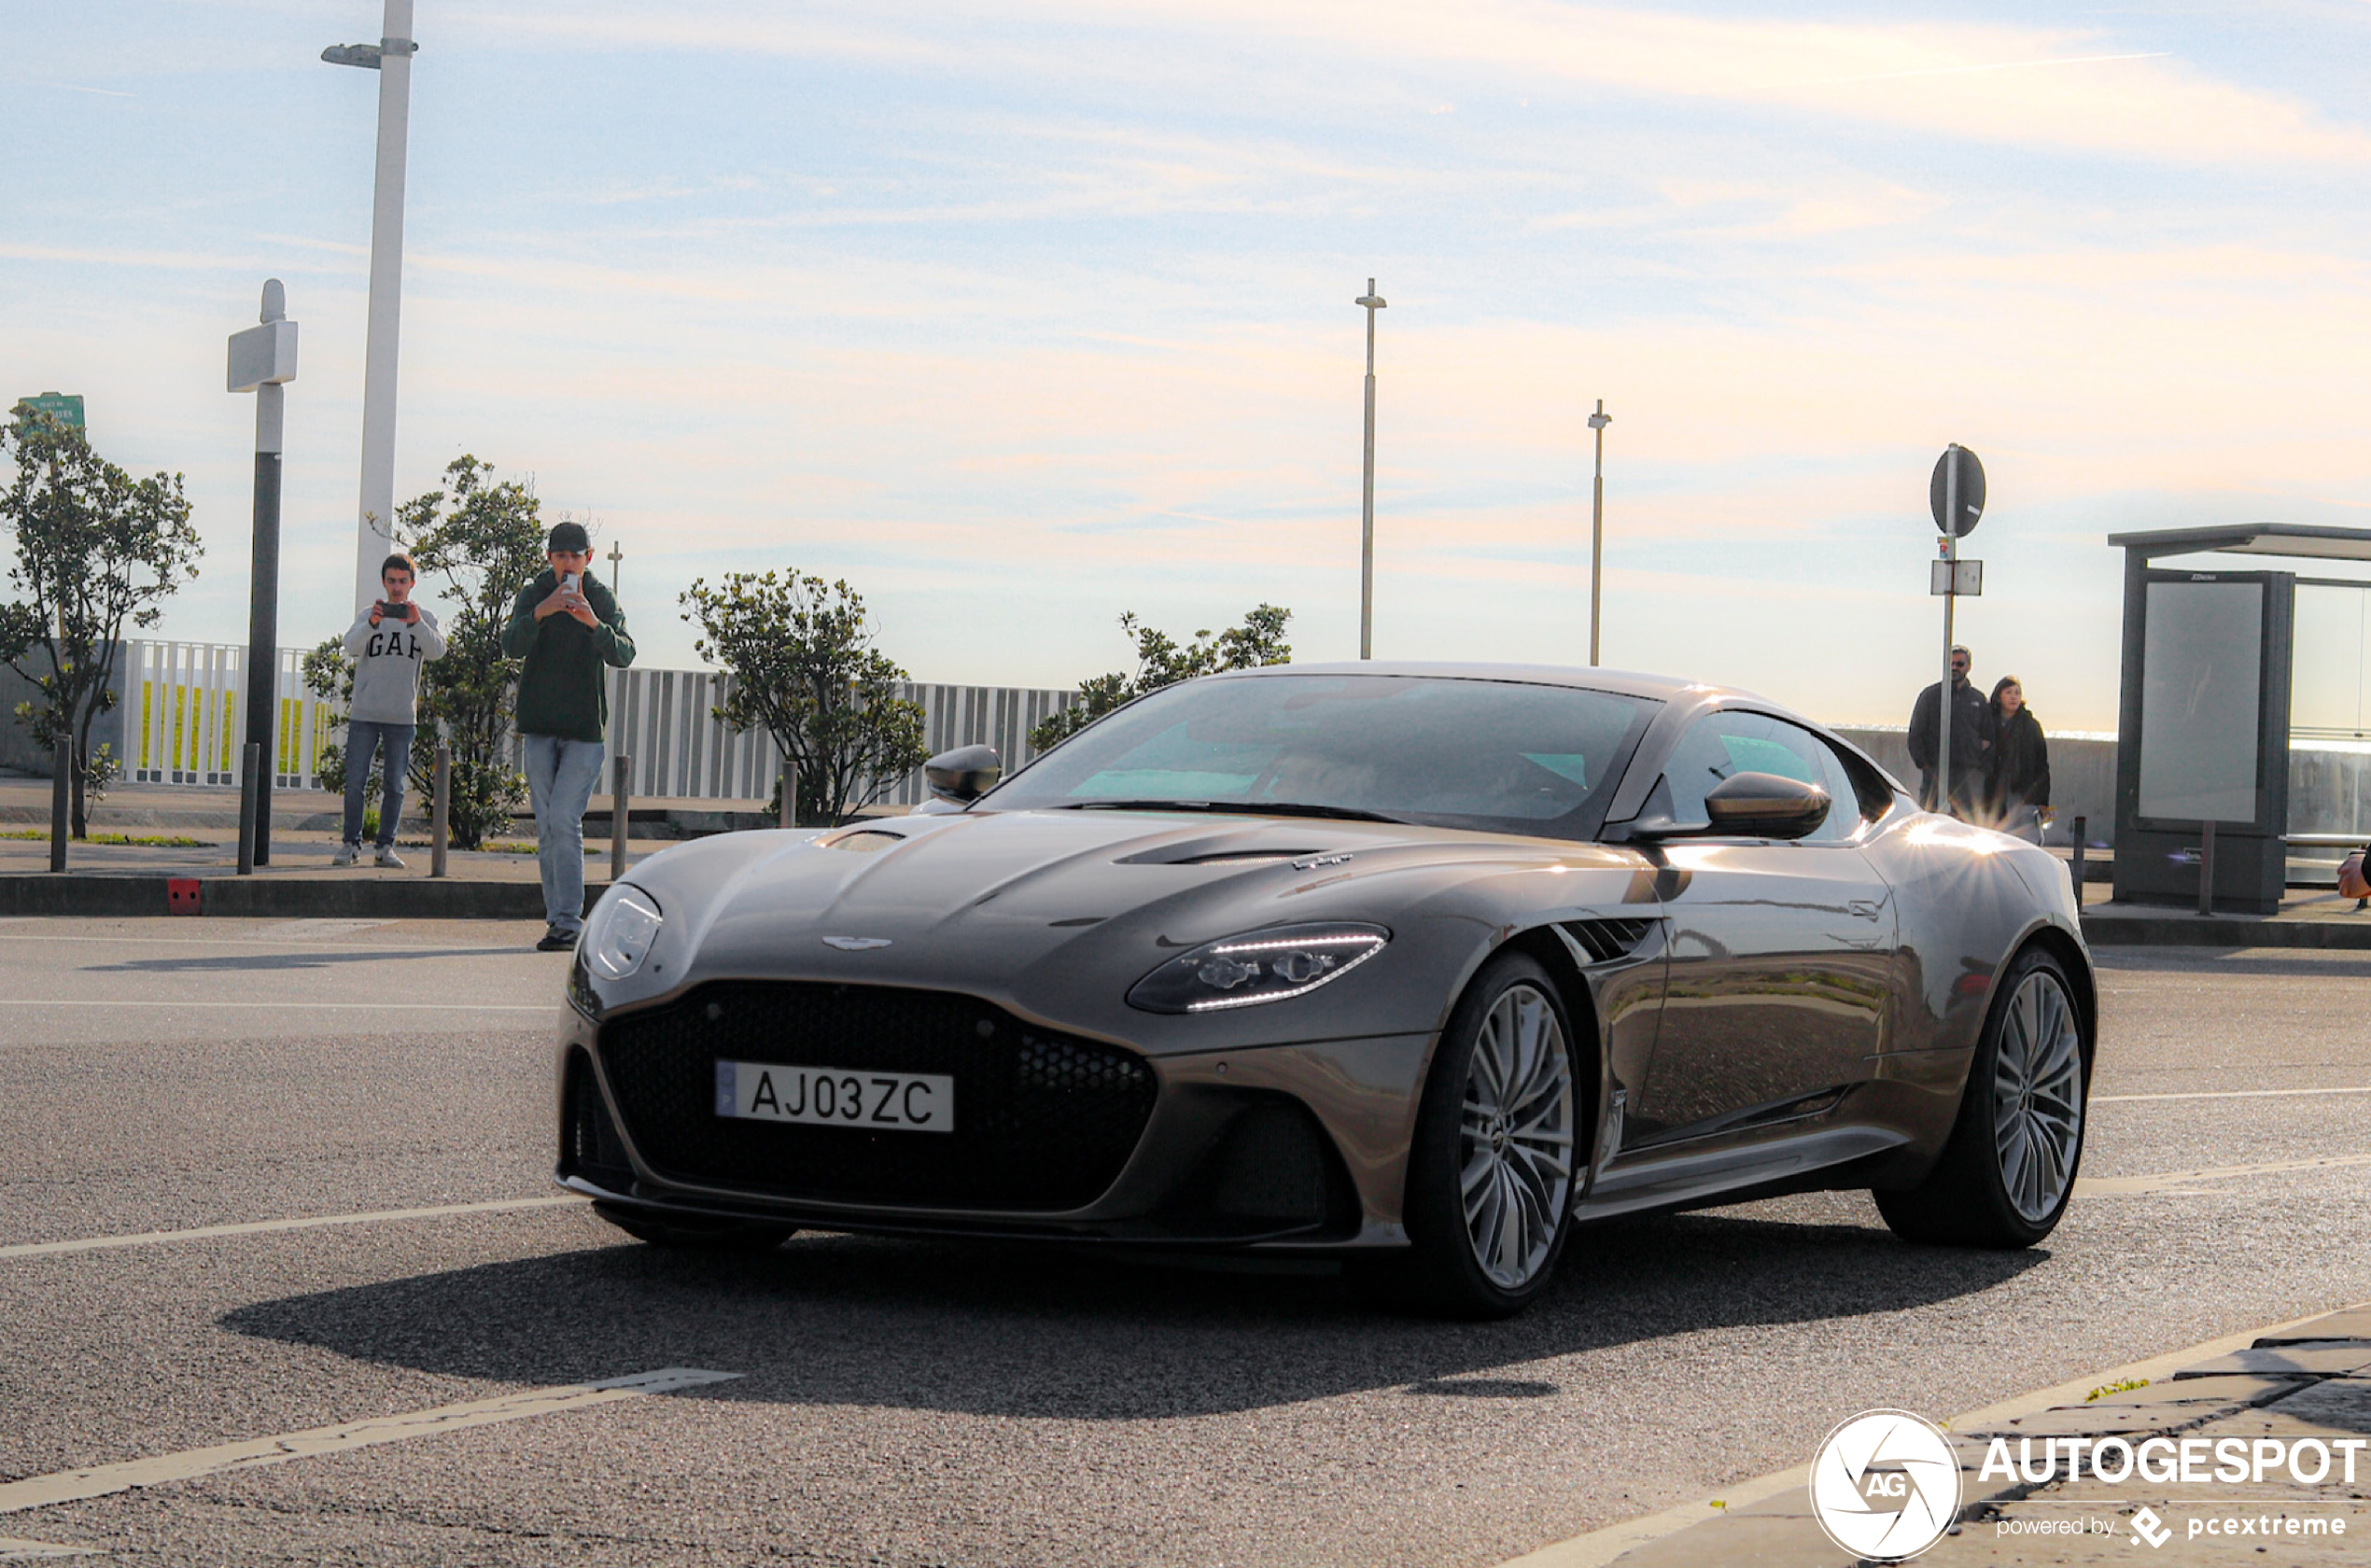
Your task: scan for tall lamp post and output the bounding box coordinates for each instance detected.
[1354,279,1386,660]
[1587,399,1610,666]
[324,0,418,615]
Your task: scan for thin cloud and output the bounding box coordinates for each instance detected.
[1786,49,2173,90]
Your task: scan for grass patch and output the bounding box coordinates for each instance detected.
[0,829,216,847]
[2085,1378,2149,1403]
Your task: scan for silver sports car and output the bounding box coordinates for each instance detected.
[557,663,2093,1316]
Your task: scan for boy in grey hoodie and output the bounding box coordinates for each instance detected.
[335,553,448,866]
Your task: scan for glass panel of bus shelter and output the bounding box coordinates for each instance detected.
[2139,578,2262,823]
[2288,582,2371,847]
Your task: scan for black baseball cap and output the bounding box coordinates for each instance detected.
[547,521,591,553]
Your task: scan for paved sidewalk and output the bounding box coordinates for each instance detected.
[0,775,730,917]
[1567,1306,2371,1566]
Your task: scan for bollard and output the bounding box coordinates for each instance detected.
[429,743,451,879]
[49,738,68,873]
[2198,819,2217,917]
[779,759,796,831]
[2069,815,2086,906]
[236,742,261,875]
[610,753,632,883]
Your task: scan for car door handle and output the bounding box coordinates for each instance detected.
[1848,899,1884,920]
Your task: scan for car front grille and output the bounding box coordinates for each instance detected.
[597,982,1157,1211]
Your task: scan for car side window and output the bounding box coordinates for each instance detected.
[1660,710,1859,842]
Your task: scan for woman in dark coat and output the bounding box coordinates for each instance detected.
[1985,675,2051,843]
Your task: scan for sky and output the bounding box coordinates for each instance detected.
[11,0,2371,732]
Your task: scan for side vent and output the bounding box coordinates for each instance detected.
[1561,917,1657,965]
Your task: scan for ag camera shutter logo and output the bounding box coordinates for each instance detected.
[1809,1409,1962,1561]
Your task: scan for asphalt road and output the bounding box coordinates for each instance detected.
[2,918,2368,1566]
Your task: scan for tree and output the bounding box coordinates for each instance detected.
[0,411,201,836]
[304,455,545,849]
[680,571,928,826]
[1029,604,1291,751]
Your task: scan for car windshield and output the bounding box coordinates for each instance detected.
[983,673,1660,837]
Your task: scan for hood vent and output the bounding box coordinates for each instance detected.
[1116,844,1322,866]
[1561,917,1657,965]
[823,829,906,853]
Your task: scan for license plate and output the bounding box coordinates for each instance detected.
[714,1059,955,1134]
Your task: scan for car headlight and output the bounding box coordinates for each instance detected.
[1127,922,1389,1014]
[582,884,664,981]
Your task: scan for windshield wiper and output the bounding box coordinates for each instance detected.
[1053,799,1405,824]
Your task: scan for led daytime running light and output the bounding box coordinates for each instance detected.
[1127,922,1389,1015]
[1208,934,1382,956]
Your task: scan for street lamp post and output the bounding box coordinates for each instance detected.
[1587,399,1610,666]
[1354,279,1386,660]
[324,0,419,615]
[228,281,300,868]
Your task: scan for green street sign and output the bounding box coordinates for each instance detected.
[13,392,84,436]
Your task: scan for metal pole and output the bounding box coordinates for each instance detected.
[49,738,68,873]
[610,753,631,882]
[237,742,260,875]
[2198,819,2217,917]
[245,288,288,866]
[429,741,450,877]
[779,757,796,830]
[1937,447,1959,817]
[1589,399,1610,666]
[353,0,416,613]
[1355,279,1385,660]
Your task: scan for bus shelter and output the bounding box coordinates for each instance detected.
[2110,523,2371,913]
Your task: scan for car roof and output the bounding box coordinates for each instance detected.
[1202,659,1762,707]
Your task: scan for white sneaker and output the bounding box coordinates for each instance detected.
[374,847,405,869]
[332,844,358,866]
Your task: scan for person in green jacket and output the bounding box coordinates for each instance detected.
[500,521,636,950]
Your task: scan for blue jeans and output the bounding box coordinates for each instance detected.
[342,720,415,849]
[524,734,606,934]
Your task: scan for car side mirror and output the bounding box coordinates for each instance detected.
[1702,771,1831,839]
[1616,771,1830,841]
[923,744,1001,805]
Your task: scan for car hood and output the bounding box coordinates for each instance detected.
[601,806,1659,1051]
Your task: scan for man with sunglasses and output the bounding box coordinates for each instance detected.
[1907,643,1992,818]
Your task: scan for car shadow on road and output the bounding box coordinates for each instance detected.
[219,1208,2044,1419]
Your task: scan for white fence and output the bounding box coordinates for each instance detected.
[118,640,339,790]
[102,639,1075,806]
[542,669,1078,805]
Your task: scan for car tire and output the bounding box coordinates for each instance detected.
[1874,945,2088,1248]
[593,1201,798,1253]
[1398,952,1584,1319]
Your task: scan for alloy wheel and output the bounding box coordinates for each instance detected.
[1458,982,1577,1290]
[1991,970,2084,1223]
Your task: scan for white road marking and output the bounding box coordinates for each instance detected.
[0,1539,98,1561]
[0,1000,553,1011]
[0,1367,741,1515]
[1495,1298,2371,1568]
[2077,1151,2371,1195]
[0,1197,582,1261]
[252,918,392,940]
[2094,1084,2371,1104]
[0,932,531,950]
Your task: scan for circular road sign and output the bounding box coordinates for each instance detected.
[1929,446,1985,538]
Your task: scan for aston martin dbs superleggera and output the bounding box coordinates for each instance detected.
[556,663,2093,1316]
